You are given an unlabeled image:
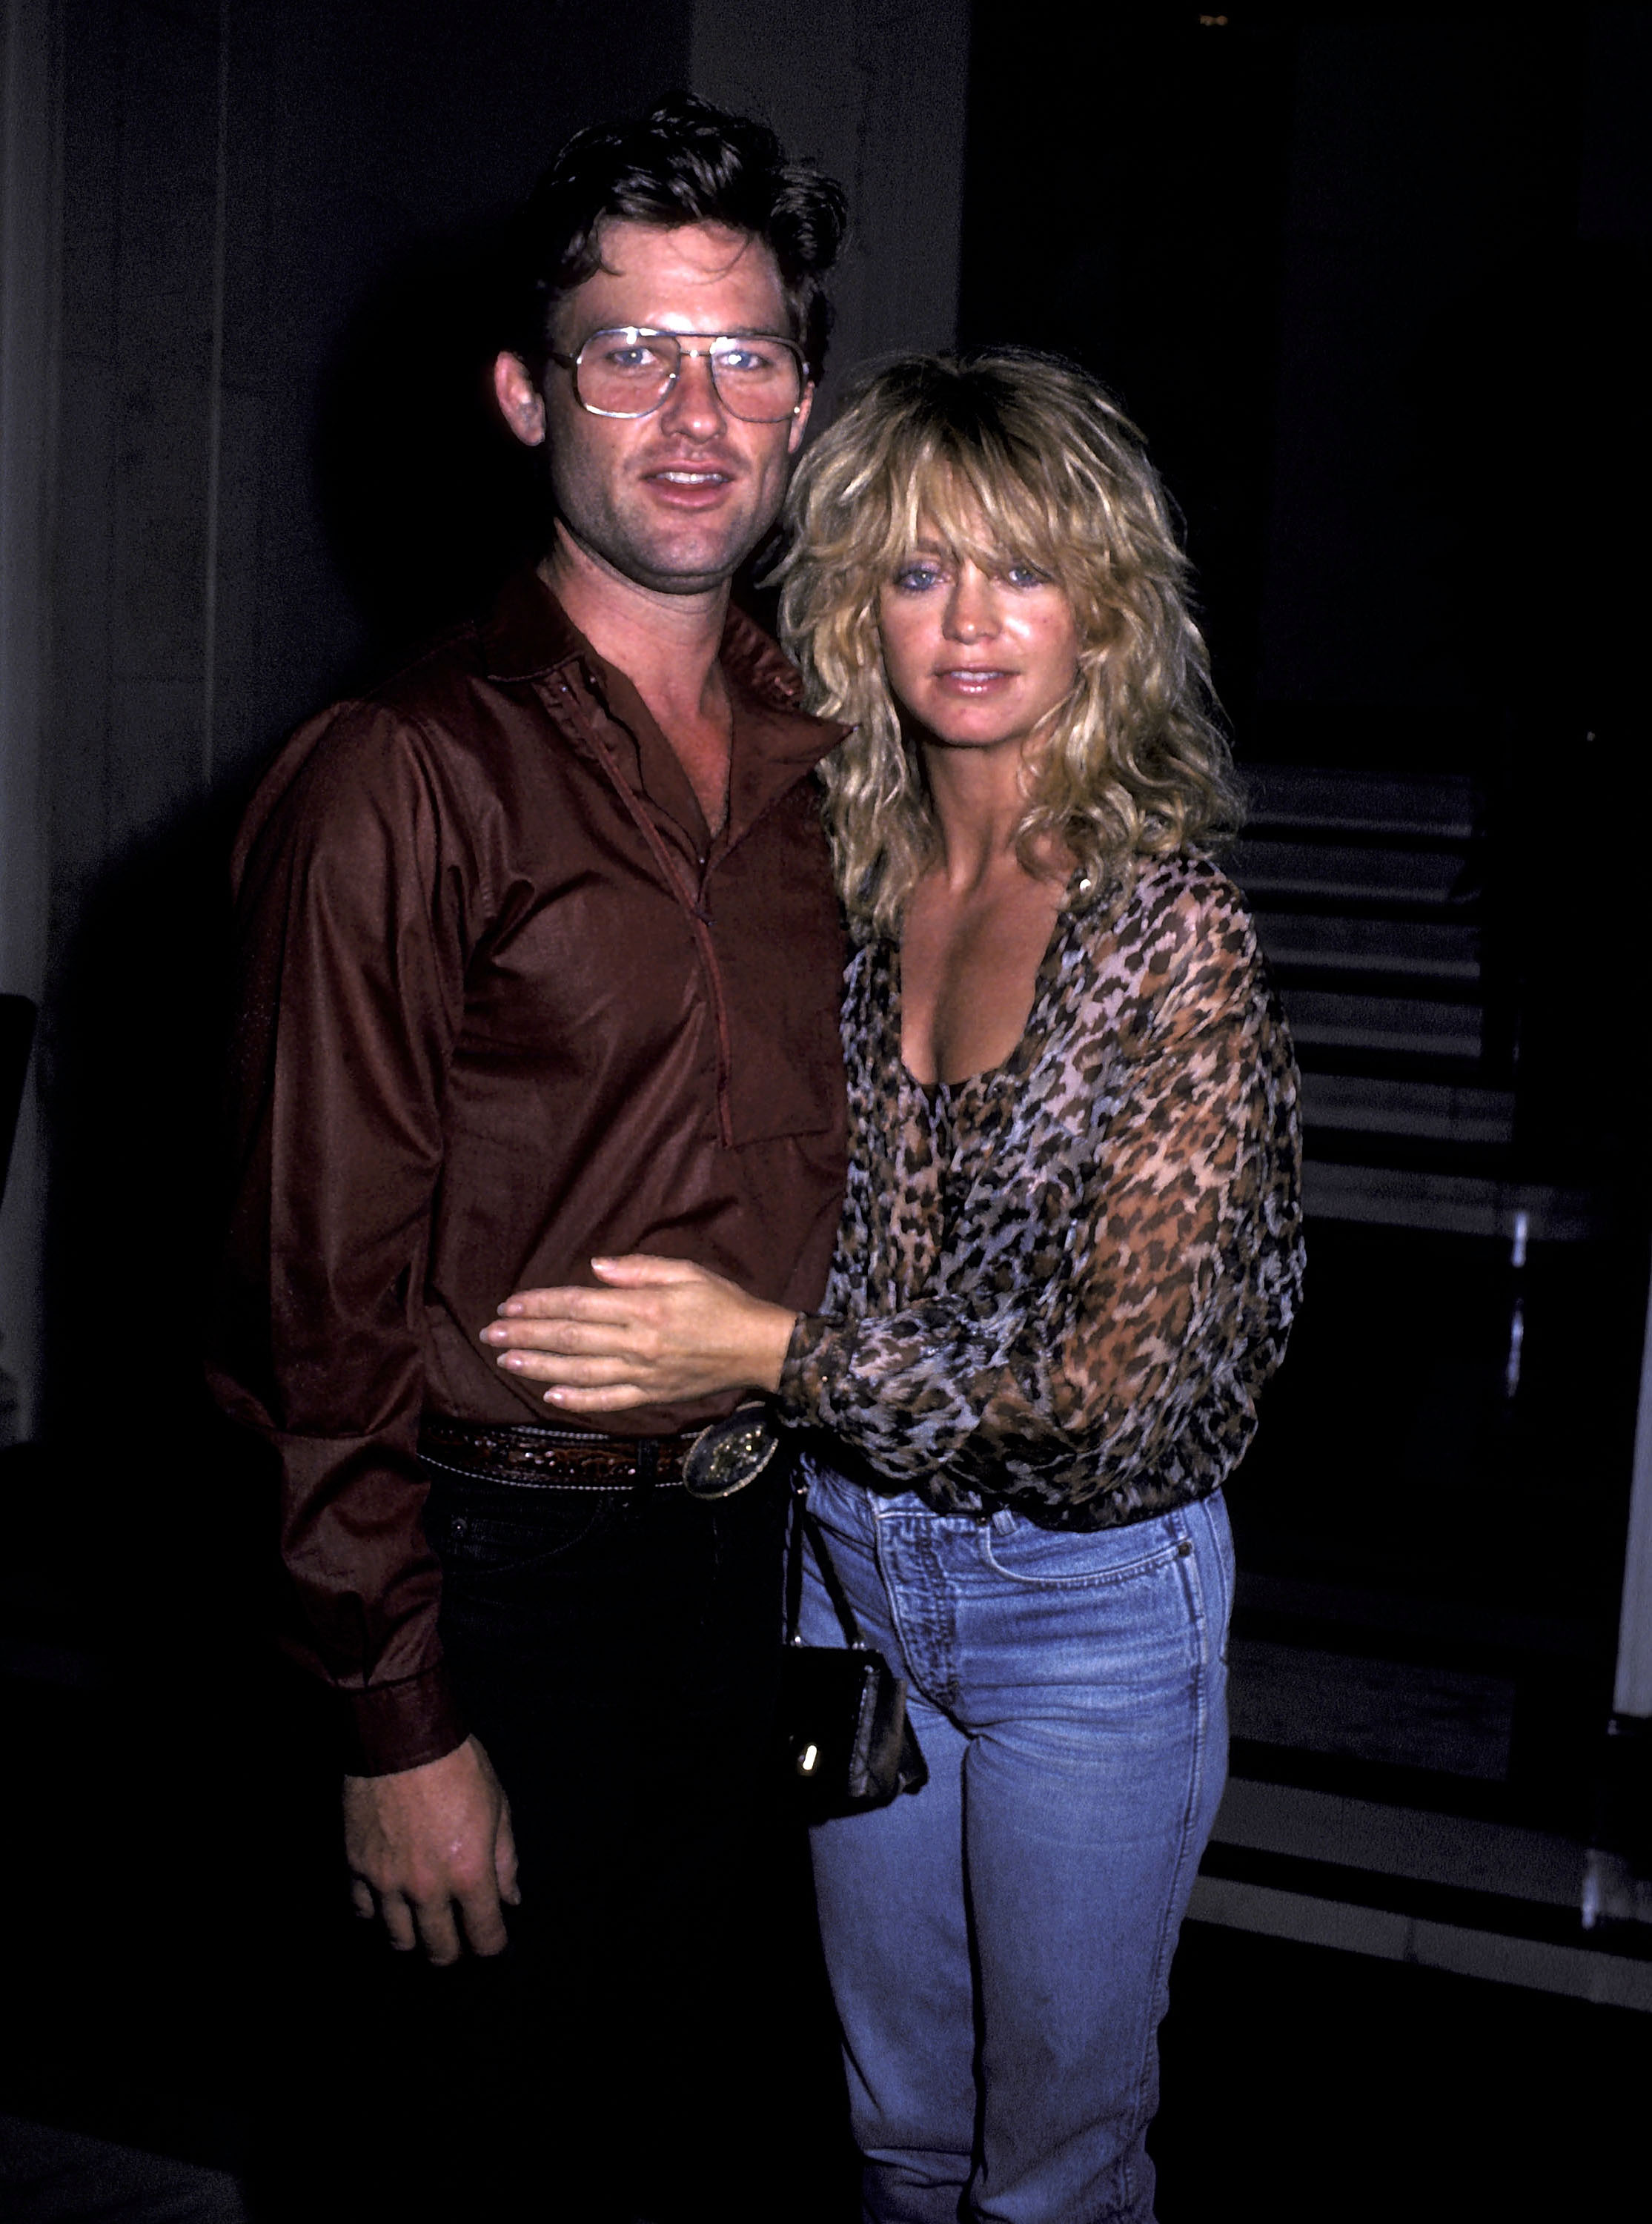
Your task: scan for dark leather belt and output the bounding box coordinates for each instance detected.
[419,1414,698,1489]
[418,1404,780,1500]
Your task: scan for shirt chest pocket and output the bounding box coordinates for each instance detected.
[707,840,847,1148]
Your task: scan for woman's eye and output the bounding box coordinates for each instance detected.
[892,564,945,592]
[1004,562,1049,589]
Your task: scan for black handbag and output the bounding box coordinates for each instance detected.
[773,1475,928,1820]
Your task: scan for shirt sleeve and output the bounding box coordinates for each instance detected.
[775,877,1303,1511]
[208,704,476,1773]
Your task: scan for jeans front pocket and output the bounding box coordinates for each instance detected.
[424,1471,621,1601]
[979,1506,1188,1590]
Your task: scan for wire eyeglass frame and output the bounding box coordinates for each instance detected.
[547,326,809,423]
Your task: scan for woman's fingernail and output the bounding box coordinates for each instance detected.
[544,1389,566,1404]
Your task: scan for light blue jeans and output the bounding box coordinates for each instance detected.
[798,1455,1235,2224]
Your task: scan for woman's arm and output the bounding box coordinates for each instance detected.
[779,934,1301,1503]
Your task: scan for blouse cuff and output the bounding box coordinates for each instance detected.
[775,1310,858,1427]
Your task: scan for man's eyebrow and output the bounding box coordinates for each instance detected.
[626,324,792,338]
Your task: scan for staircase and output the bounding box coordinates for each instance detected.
[1230,767,1593,1246]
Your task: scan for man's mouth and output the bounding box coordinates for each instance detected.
[644,466,734,486]
[638,463,740,509]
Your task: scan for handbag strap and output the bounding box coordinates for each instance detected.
[783,1476,869,1649]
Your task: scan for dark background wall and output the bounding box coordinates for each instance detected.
[962,7,1650,749]
[961,3,1652,1191]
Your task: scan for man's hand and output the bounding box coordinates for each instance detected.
[480,1254,799,1414]
[343,1733,520,1965]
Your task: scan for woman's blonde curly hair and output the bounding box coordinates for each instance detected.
[774,350,1244,937]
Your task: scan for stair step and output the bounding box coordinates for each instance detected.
[1300,1073,1514,1144]
[1301,1162,1598,1240]
[1283,989,1484,1059]
[1258,913,1482,980]
[1231,839,1472,905]
[1242,764,1479,839]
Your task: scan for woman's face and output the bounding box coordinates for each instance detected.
[875,534,1081,758]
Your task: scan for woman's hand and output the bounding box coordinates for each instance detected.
[480,1255,799,1413]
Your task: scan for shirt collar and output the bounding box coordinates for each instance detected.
[477,566,848,770]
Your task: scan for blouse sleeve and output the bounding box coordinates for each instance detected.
[775,871,1303,1513]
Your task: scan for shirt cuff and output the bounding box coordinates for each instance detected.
[339,1661,470,1777]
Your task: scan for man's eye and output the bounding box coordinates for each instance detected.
[712,345,773,374]
[603,344,665,373]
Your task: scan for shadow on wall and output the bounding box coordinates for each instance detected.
[1413,234,1652,1195]
[32,214,551,1673]
[40,781,259,1635]
[314,220,552,672]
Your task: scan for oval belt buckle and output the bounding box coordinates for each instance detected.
[682,1400,780,1500]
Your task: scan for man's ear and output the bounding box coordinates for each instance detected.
[787,383,816,455]
[494,352,547,449]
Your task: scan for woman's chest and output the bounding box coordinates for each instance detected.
[842,940,1118,1283]
[897,873,1066,1089]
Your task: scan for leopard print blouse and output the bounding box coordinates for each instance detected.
[775,852,1304,1528]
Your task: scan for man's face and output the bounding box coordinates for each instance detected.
[524,219,812,596]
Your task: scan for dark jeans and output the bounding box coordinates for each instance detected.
[407,1459,792,2223]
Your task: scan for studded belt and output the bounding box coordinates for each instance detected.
[418,1403,780,1501]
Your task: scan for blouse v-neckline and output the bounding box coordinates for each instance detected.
[891,902,1077,1104]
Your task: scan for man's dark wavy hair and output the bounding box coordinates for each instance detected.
[508,93,848,383]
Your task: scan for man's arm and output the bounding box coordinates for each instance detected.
[213,704,512,1956]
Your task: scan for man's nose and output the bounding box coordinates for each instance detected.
[657,348,727,440]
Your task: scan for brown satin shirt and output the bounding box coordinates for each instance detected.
[210,572,849,1773]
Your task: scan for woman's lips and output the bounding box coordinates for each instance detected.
[932,667,1018,693]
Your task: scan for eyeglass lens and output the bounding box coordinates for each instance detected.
[575,331,803,421]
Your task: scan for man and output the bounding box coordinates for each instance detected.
[211,96,849,2221]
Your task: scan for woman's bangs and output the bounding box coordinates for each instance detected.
[880,446,1071,585]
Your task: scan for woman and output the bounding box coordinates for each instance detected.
[484,351,1304,2224]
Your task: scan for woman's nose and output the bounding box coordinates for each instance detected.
[943,569,1000,641]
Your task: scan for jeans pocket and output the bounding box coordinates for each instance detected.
[980,1508,1187,1589]
[425,1478,620,1597]
[801,1458,878,1549]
